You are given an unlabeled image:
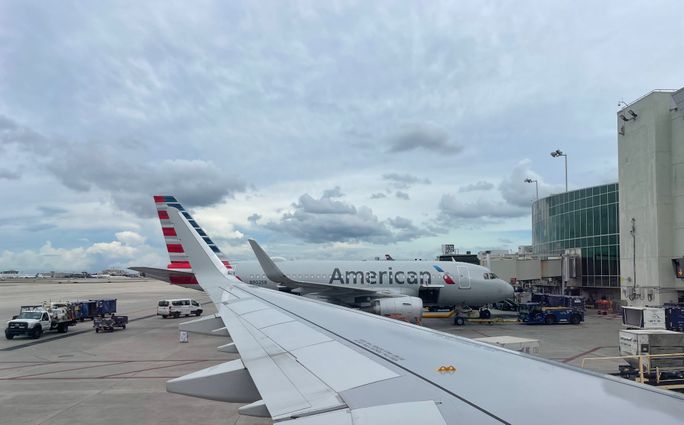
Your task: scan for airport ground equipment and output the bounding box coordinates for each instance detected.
[622,306,666,330]
[5,305,73,339]
[531,293,584,309]
[94,315,128,333]
[665,305,684,332]
[611,330,684,388]
[518,302,584,325]
[596,299,611,315]
[71,298,118,320]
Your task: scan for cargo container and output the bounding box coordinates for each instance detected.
[618,329,684,371]
[622,306,666,330]
[664,304,684,332]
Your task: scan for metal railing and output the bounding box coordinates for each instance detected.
[581,352,684,390]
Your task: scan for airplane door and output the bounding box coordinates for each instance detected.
[456,266,471,289]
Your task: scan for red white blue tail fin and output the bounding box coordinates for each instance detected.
[154,195,233,271]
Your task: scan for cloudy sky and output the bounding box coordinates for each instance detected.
[1,1,683,272]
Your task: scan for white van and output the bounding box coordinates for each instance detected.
[157,299,203,318]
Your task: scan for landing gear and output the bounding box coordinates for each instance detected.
[454,316,465,326]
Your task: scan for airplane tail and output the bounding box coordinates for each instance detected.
[166,207,235,303]
[154,195,233,271]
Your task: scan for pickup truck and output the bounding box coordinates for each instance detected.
[5,306,72,339]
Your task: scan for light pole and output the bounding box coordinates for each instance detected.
[550,149,568,192]
[524,178,538,201]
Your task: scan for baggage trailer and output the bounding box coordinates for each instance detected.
[617,329,684,387]
[94,314,128,333]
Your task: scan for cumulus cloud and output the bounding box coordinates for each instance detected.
[266,190,429,243]
[0,115,246,217]
[386,123,462,154]
[499,159,563,207]
[458,181,494,193]
[370,192,386,199]
[382,173,431,189]
[247,213,262,224]
[395,191,410,200]
[0,232,162,273]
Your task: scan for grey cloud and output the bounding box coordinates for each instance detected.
[438,194,528,221]
[322,186,344,198]
[37,206,68,216]
[370,192,387,199]
[382,173,431,189]
[0,169,20,180]
[499,159,563,208]
[395,191,410,200]
[247,213,262,224]
[266,192,429,244]
[458,181,494,193]
[387,124,462,154]
[0,115,245,217]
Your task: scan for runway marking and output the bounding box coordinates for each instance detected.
[562,346,608,363]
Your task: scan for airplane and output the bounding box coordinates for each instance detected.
[132,196,514,324]
[162,206,684,424]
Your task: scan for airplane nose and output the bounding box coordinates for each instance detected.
[499,280,514,299]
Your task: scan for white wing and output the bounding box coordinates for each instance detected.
[165,207,684,425]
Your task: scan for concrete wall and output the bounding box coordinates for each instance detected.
[619,90,684,306]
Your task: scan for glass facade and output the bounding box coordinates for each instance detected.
[532,183,620,288]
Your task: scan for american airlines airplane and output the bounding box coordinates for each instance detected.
[163,206,684,424]
[133,196,514,323]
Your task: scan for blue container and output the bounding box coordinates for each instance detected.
[94,299,117,316]
[665,305,684,332]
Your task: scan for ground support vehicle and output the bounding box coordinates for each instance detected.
[615,330,684,388]
[518,302,584,325]
[94,315,128,333]
[531,293,584,309]
[5,305,73,339]
[157,299,203,319]
[596,299,611,315]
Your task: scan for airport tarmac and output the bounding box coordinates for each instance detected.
[0,279,624,425]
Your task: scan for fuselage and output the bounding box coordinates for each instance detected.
[228,260,513,307]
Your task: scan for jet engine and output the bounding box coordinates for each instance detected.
[370,297,423,324]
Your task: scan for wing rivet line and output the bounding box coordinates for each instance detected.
[437,365,456,373]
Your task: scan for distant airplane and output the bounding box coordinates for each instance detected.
[163,206,684,424]
[132,196,514,323]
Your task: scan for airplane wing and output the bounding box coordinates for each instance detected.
[165,207,684,425]
[248,239,404,299]
[128,266,193,282]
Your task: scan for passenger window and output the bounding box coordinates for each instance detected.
[191,300,199,306]
[184,300,190,305]
[42,313,49,321]
[172,301,183,306]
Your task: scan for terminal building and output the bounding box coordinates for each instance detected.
[618,88,684,306]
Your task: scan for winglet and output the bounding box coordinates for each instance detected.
[167,207,233,303]
[248,239,290,284]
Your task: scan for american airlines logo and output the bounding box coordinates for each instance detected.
[329,267,433,285]
[432,265,456,285]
